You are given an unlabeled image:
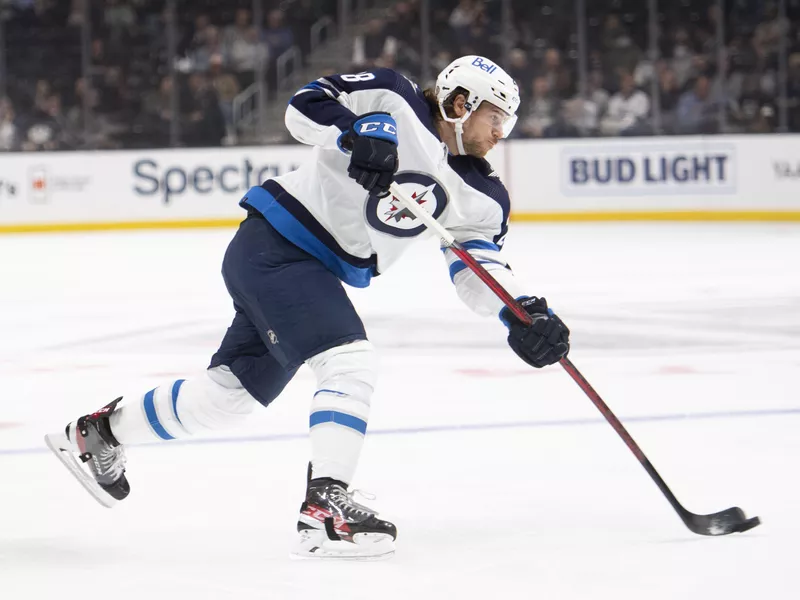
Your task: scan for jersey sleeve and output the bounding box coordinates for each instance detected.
[442,162,526,318]
[284,69,410,150]
[444,240,526,318]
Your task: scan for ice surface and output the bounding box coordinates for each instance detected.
[1,223,798,599]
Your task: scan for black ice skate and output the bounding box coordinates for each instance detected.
[44,398,129,508]
[293,477,397,560]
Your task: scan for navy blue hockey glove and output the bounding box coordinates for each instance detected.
[500,296,570,368]
[338,112,399,198]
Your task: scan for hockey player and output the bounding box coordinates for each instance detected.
[45,56,570,560]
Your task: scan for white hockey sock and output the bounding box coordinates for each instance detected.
[108,366,260,445]
[306,340,377,485]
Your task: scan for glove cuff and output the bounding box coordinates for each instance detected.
[336,130,353,154]
[351,112,398,145]
[499,296,533,328]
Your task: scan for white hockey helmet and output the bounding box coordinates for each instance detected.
[434,55,520,154]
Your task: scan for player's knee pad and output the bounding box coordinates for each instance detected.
[167,366,259,436]
[306,340,377,431]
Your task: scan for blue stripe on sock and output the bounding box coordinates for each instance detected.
[143,388,174,441]
[309,410,367,435]
[313,388,349,398]
[171,379,185,425]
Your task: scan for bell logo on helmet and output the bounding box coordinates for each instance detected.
[471,57,497,74]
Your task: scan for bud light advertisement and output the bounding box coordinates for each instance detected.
[561,143,737,196]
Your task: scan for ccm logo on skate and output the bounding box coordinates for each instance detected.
[365,171,448,238]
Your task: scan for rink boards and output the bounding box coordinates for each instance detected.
[1,134,800,232]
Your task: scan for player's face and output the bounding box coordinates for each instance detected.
[462,102,509,157]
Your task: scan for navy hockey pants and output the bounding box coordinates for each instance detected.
[208,211,367,407]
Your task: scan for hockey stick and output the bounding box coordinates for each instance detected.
[388,181,761,536]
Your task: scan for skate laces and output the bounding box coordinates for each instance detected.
[330,485,378,517]
[96,445,126,480]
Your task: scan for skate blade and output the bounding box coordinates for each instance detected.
[290,530,395,561]
[44,431,118,509]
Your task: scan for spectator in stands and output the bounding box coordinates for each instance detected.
[671,28,696,88]
[104,0,137,64]
[461,7,500,62]
[33,79,52,114]
[227,26,268,91]
[104,0,135,31]
[657,66,680,112]
[390,1,419,47]
[186,13,212,55]
[65,77,119,149]
[184,72,226,148]
[507,49,535,93]
[540,48,573,99]
[601,14,641,87]
[90,38,113,81]
[754,2,790,61]
[352,18,397,70]
[209,53,241,142]
[730,72,771,133]
[20,94,66,151]
[562,70,610,136]
[429,8,458,64]
[263,9,295,60]
[190,25,228,73]
[600,71,650,136]
[223,8,253,51]
[519,76,559,138]
[223,9,264,89]
[449,0,480,46]
[432,49,454,77]
[675,74,719,134]
[787,53,800,132]
[0,97,18,151]
[67,0,86,27]
[142,75,175,140]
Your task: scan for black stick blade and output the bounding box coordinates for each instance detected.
[685,507,761,536]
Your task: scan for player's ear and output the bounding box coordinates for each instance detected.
[452,94,468,118]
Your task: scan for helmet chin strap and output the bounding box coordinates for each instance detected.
[438,101,473,156]
[454,121,467,155]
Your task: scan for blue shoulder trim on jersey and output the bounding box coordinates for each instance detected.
[447,155,510,247]
[289,87,357,132]
[240,183,378,288]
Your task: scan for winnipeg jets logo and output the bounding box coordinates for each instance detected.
[366,172,448,238]
[384,187,432,223]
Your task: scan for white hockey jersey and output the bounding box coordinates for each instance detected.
[241,68,524,317]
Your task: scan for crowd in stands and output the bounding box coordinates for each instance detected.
[1,0,799,151]
[351,0,800,138]
[0,0,335,150]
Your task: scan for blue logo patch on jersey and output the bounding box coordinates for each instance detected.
[365,171,448,238]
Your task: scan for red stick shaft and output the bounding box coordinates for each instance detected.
[448,240,647,462]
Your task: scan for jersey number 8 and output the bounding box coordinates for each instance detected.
[341,72,376,82]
